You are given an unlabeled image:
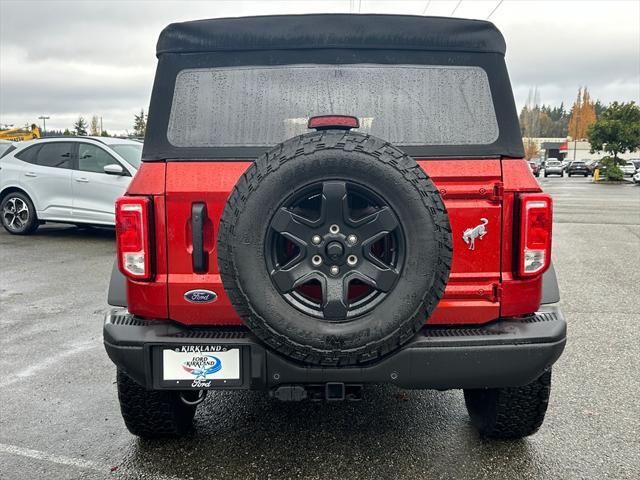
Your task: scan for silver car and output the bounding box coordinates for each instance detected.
[544,159,564,177]
[620,162,637,177]
[0,136,141,234]
[0,140,14,157]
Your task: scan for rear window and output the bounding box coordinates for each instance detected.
[167,64,499,148]
[111,144,142,168]
[15,144,42,164]
[0,143,15,158]
[36,143,73,169]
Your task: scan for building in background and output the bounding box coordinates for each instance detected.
[560,140,636,163]
[524,138,637,163]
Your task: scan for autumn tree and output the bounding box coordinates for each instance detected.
[519,88,541,137]
[519,88,570,138]
[524,139,540,161]
[90,115,100,136]
[568,87,597,140]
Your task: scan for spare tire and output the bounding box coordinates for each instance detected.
[217,131,452,366]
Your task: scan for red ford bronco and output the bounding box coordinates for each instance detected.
[105,14,566,439]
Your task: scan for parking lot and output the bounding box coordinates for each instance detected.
[0,176,638,480]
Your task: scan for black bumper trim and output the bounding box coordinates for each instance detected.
[103,305,566,390]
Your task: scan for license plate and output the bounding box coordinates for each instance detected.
[162,346,241,387]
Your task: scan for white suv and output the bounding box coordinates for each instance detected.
[0,137,141,234]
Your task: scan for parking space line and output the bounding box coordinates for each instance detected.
[0,443,105,472]
[0,342,97,388]
[0,443,185,480]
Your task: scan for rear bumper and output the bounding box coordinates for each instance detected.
[103,305,566,391]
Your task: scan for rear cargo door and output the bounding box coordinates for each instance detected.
[165,161,251,325]
[165,159,502,327]
[419,159,503,324]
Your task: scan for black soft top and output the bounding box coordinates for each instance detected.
[157,14,506,56]
[144,14,524,161]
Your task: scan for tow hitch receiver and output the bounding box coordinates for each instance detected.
[270,383,363,402]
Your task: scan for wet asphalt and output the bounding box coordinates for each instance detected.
[0,177,639,480]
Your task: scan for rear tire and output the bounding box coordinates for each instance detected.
[116,369,197,438]
[1,191,39,235]
[464,370,552,439]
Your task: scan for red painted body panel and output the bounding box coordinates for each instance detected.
[502,159,540,191]
[126,195,169,319]
[126,162,166,195]
[500,275,543,317]
[165,162,251,325]
[498,159,545,317]
[125,157,548,326]
[418,160,502,324]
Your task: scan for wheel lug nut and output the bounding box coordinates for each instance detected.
[347,255,358,266]
[330,265,340,275]
[311,235,322,245]
[329,224,340,234]
[346,234,358,246]
[312,255,323,267]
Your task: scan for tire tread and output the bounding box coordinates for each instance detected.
[117,369,195,438]
[217,131,452,366]
[464,370,552,439]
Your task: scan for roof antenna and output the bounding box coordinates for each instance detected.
[450,0,462,16]
[486,0,504,20]
[422,0,432,15]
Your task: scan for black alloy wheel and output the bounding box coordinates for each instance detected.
[265,180,405,320]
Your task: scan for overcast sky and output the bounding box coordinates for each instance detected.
[1,0,638,134]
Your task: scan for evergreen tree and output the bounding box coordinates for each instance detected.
[133,109,146,137]
[73,116,88,136]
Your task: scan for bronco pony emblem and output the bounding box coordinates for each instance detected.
[463,218,488,250]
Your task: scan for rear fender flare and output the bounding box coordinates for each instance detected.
[107,259,127,307]
[541,262,560,304]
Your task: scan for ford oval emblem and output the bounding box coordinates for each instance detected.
[184,289,217,303]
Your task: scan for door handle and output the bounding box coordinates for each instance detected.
[24,172,37,177]
[75,177,89,183]
[191,203,208,273]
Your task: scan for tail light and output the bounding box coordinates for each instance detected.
[518,193,552,277]
[115,196,153,280]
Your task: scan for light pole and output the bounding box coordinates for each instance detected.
[38,115,50,135]
[573,116,579,162]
